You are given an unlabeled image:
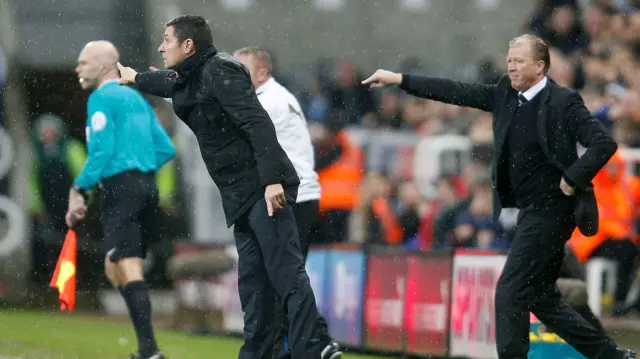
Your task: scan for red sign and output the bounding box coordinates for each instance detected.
[404,255,452,356]
[364,254,407,351]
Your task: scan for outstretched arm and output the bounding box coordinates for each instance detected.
[117,62,176,98]
[134,70,177,98]
[362,69,498,113]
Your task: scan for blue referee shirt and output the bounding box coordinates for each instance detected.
[74,80,176,190]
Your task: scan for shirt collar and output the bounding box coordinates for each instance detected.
[255,77,276,95]
[519,76,547,101]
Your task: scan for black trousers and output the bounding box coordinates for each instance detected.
[235,198,326,359]
[270,200,332,358]
[495,198,618,359]
[312,209,351,245]
[591,239,638,304]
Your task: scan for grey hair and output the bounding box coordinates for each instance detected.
[508,34,551,74]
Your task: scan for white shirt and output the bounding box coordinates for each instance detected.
[519,76,548,101]
[256,78,321,203]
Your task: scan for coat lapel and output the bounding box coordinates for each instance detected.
[536,84,551,159]
[494,91,518,161]
[536,83,565,171]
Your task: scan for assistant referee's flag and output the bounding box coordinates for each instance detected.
[49,228,77,312]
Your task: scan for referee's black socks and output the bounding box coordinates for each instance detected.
[120,281,159,357]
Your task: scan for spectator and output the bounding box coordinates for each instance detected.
[313,116,365,245]
[528,0,580,36]
[581,52,619,87]
[548,47,577,88]
[352,174,422,248]
[305,76,331,124]
[583,4,611,45]
[329,60,377,126]
[534,3,589,58]
[431,165,490,250]
[581,84,614,133]
[392,180,424,248]
[417,175,461,250]
[453,170,508,250]
[375,89,404,130]
[568,150,640,315]
[611,89,640,148]
[28,113,86,288]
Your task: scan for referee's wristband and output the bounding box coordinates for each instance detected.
[71,184,87,200]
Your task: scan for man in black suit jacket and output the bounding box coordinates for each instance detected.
[117,15,342,359]
[363,34,634,359]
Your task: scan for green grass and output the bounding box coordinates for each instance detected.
[0,310,389,359]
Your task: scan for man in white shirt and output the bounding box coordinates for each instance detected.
[234,47,337,359]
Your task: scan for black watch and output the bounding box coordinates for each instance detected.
[71,184,87,199]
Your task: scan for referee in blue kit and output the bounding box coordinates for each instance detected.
[66,41,175,359]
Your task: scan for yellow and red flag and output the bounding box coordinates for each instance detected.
[49,229,77,312]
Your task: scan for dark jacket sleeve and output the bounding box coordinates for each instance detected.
[562,92,618,189]
[399,74,498,113]
[210,61,289,186]
[134,70,177,98]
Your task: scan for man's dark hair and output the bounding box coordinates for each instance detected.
[509,34,551,74]
[165,15,214,52]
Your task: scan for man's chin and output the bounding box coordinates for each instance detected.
[510,82,523,91]
[79,83,95,92]
[165,59,186,71]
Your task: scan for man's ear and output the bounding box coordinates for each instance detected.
[539,61,546,75]
[183,39,195,54]
[258,67,269,81]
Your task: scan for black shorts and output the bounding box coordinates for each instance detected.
[99,170,159,262]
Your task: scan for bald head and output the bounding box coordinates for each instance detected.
[83,40,120,65]
[76,40,121,91]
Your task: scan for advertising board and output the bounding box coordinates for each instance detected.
[306,249,330,320]
[404,254,452,356]
[325,250,366,346]
[449,253,506,359]
[364,253,407,351]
